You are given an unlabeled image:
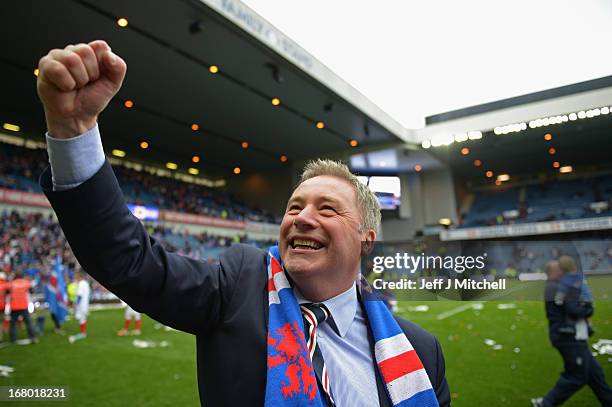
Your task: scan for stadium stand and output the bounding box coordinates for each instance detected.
[0,140,278,295]
[461,188,521,226]
[460,174,612,227]
[484,240,612,276]
[0,209,275,298]
[0,209,275,272]
[0,141,280,223]
[0,142,48,193]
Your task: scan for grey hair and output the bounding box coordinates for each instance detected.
[298,159,381,232]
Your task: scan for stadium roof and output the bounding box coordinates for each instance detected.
[0,0,405,179]
[2,0,611,182]
[242,0,612,178]
[242,0,612,130]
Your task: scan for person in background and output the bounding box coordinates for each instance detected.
[68,271,90,343]
[0,272,9,342]
[8,270,37,344]
[117,303,142,336]
[44,262,69,334]
[556,255,594,336]
[66,278,77,306]
[532,259,612,406]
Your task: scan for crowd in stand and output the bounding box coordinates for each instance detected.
[0,210,71,278]
[0,143,48,192]
[0,141,279,324]
[145,223,275,262]
[0,205,276,343]
[0,208,278,343]
[460,175,612,228]
[0,141,280,223]
[0,210,276,299]
[114,166,279,223]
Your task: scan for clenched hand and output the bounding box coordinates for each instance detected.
[37,40,126,138]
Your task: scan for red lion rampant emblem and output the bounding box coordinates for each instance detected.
[268,321,318,400]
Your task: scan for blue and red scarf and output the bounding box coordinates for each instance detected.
[265,246,439,407]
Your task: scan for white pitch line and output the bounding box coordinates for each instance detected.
[436,303,482,320]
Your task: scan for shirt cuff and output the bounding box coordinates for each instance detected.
[46,124,106,191]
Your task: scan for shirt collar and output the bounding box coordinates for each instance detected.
[294,281,358,338]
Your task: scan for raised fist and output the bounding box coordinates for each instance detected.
[37,40,127,138]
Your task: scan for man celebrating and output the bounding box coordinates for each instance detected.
[36,41,449,406]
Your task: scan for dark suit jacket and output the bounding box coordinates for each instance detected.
[41,161,450,406]
[544,280,593,346]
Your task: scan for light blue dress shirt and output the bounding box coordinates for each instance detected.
[46,125,105,191]
[295,283,380,407]
[45,126,381,406]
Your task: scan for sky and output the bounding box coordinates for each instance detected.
[241,0,612,129]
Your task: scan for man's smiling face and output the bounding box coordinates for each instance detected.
[279,175,366,288]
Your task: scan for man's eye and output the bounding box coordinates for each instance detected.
[287,205,301,213]
[321,206,337,213]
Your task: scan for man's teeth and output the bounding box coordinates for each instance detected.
[292,239,322,250]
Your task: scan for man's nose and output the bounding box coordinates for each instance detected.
[293,205,317,229]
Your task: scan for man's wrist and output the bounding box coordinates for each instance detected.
[46,123,105,191]
[46,116,97,139]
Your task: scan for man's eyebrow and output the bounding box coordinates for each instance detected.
[287,195,342,205]
[319,195,342,205]
[287,195,303,204]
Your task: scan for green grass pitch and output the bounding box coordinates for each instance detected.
[2,299,611,406]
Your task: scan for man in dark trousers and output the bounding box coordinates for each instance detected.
[532,259,612,406]
[8,270,37,344]
[36,41,450,406]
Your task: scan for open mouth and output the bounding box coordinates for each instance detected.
[290,238,323,251]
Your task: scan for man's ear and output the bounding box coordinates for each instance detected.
[360,229,376,256]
